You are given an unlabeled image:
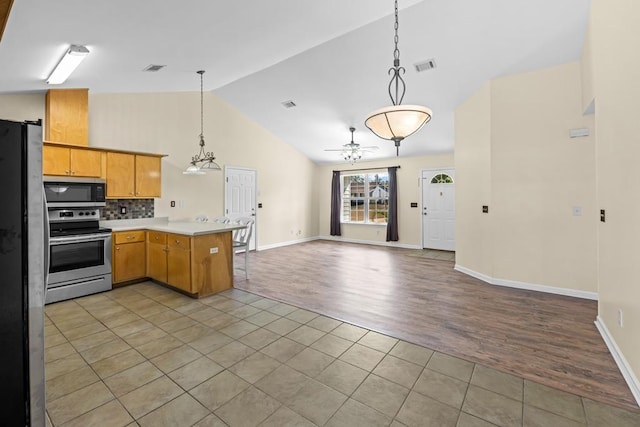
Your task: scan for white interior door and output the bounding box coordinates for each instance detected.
[225,167,257,250]
[422,169,455,251]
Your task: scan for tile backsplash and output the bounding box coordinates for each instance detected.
[101,199,154,220]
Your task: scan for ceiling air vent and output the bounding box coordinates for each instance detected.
[414,58,436,73]
[281,100,297,109]
[143,64,166,72]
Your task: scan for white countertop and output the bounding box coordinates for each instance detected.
[102,217,245,236]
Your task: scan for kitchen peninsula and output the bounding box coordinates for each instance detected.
[108,219,245,298]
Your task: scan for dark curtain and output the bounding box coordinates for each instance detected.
[386,166,399,241]
[330,170,341,236]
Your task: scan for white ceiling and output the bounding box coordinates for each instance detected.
[0,0,590,163]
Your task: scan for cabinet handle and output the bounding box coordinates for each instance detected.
[130,192,134,195]
[155,236,159,240]
[65,170,70,175]
[175,240,180,244]
[71,170,76,175]
[126,236,134,240]
[115,246,120,250]
[136,192,140,195]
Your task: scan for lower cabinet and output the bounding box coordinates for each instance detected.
[112,230,147,284]
[146,231,193,294]
[146,230,233,297]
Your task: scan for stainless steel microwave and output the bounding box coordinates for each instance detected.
[43,176,106,208]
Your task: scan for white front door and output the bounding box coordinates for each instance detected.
[422,168,455,251]
[224,167,257,250]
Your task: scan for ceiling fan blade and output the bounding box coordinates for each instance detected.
[360,146,379,150]
[324,149,347,152]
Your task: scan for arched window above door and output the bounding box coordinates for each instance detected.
[431,173,454,184]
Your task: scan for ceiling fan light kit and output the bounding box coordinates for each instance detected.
[365,0,432,156]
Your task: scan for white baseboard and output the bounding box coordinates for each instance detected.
[257,236,319,251]
[594,316,640,406]
[319,235,421,250]
[454,264,598,300]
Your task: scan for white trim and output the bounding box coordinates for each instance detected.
[257,236,319,251]
[320,235,421,250]
[594,316,640,406]
[454,264,598,300]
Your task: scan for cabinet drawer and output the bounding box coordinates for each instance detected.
[147,231,167,244]
[168,233,191,249]
[114,230,146,244]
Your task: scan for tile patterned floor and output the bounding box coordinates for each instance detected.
[44,282,640,427]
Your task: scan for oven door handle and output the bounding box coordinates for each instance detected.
[49,233,112,244]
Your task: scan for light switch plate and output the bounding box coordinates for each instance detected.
[209,247,218,254]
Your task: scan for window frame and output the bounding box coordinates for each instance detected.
[340,171,389,225]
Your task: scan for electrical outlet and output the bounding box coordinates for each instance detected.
[170,201,175,207]
[120,206,127,214]
[618,309,624,327]
[209,247,218,254]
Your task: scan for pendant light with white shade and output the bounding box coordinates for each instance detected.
[365,0,432,156]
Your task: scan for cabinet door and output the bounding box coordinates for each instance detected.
[106,152,135,198]
[113,242,146,283]
[168,247,191,293]
[146,242,167,282]
[70,149,102,177]
[45,89,89,146]
[43,146,70,176]
[135,155,162,197]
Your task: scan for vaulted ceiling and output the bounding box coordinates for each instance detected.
[0,0,590,163]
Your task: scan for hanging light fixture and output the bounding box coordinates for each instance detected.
[183,70,221,175]
[342,127,363,164]
[365,0,432,156]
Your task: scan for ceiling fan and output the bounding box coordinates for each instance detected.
[324,127,379,164]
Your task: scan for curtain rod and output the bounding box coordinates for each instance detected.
[333,165,401,173]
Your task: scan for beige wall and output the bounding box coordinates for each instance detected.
[454,82,492,276]
[588,0,640,393]
[89,92,319,248]
[317,153,454,247]
[0,93,45,122]
[0,91,319,249]
[455,62,597,294]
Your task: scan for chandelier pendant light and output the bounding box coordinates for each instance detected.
[365,0,432,156]
[183,70,221,175]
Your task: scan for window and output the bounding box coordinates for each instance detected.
[431,173,453,184]
[342,172,389,224]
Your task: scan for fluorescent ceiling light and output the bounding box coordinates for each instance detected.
[46,45,90,85]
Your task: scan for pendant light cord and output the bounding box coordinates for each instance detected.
[388,0,405,106]
[198,70,205,147]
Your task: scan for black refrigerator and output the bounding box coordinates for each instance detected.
[0,119,46,426]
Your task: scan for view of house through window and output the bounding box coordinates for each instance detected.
[342,171,389,223]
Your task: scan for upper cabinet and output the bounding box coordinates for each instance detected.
[45,89,89,146]
[43,145,101,177]
[106,152,162,198]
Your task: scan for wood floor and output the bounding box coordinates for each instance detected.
[234,240,638,411]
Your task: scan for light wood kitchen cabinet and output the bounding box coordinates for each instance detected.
[112,230,146,284]
[43,144,101,177]
[45,89,89,146]
[106,152,162,198]
[146,232,167,282]
[167,234,192,293]
[146,231,192,293]
[145,230,233,296]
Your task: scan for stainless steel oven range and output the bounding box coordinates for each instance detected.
[45,207,112,304]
